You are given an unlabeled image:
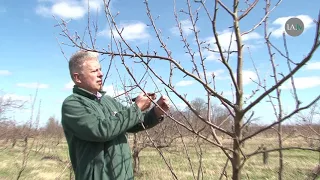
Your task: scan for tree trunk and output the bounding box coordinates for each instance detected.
[232,0,244,178]
[232,115,243,180]
[11,138,16,148]
[263,147,269,165]
[232,135,241,179]
[133,150,140,173]
[232,148,241,180]
[132,133,140,174]
[277,124,283,180]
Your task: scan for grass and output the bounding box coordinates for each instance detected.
[0,136,319,180]
[0,139,72,180]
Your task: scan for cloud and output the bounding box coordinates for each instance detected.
[171,19,196,36]
[1,94,31,102]
[175,102,187,110]
[232,70,257,86]
[35,0,103,19]
[16,83,49,89]
[195,69,259,86]
[281,76,320,90]
[270,15,314,38]
[83,0,103,12]
[51,2,86,19]
[103,85,125,97]
[208,30,261,51]
[199,69,226,79]
[203,30,262,61]
[64,81,74,89]
[242,70,258,85]
[99,22,151,42]
[213,69,225,77]
[175,80,194,87]
[305,61,320,70]
[200,51,221,61]
[35,5,52,17]
[0,70,11,76]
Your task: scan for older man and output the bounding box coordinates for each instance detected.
[61,50,169,180]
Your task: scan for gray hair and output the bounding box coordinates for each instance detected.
[69,50,99,80]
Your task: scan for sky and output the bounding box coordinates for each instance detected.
[0,0,319,127]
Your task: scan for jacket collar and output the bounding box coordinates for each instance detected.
[73,85,106,100]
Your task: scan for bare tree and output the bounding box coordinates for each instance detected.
[0,91,27,148]
[0,91,26,121]
[14,90,41,180]
[56,0,320,179]
[131,113,180,174]
[44,116,64,145]
[294,103,320,179]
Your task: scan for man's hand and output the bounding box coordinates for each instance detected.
[135,92,157,111]
[154,95,170,118]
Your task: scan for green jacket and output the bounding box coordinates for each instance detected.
[61,86,162,180]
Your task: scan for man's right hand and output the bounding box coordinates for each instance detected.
[135,92,156,111]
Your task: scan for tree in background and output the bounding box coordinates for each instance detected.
[0,91,27,147]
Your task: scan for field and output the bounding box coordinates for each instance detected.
[0,136,319,180]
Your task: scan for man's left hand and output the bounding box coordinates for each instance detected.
[154,95,170,118]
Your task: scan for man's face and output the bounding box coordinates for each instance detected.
[73,58,103,94]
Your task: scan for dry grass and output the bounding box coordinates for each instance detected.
[0,136,319,180]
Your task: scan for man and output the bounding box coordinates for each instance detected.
[61,50,169,180]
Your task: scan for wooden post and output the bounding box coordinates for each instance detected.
[263,147,268,165]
